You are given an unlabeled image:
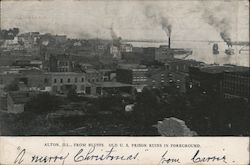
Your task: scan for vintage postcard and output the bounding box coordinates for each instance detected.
[0,0,249,164]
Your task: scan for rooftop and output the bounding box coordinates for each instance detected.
[94,82,133,88]
[49,72,85,75]
[8,92,31,104]
[164,58,201,64]
[195,65,249,74]
[85,69,99,73]
[118,64,147,69]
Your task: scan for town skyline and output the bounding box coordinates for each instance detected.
[1,0,249,41]
[0,0,249,137]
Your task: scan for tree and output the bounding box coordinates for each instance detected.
[67,88,78,101]
[133,88,161,126]
[4,81,19,91]
[12,28,20,36]
[25,93,62,113]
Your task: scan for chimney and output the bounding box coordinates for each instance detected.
[168,36,171,49]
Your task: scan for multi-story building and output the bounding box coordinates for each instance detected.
[121,52,143,64]
[116,64,148,85]
[0,68,50,92]
[110,45,121,59]
[122,47,156,64]
[0,65,108,95]
[222,67,249,101]
[18,32,40,48]
[77,63,95,70]
[146,69,167,88]
[50,72,87,94]
[85,69,103,83]
[98,69,116,81]
[142,47,157,64]
[120,43,133,52]
[187,64,249,98]
[188,65,225,95]
[164,58,202,93]
[155,45,174,61]
[13,60,43,69]
[49,54,75,72]
[165,58,201,73]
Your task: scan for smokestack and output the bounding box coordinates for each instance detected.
[168,36,171,49]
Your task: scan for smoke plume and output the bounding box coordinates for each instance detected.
[144,5,172,37]
[110,24,122,46]
[200,4,233,46]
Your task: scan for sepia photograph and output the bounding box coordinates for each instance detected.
[0,0,249,136]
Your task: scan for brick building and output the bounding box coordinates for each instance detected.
[222,67,249,101]
[116,64,148,85]
[164,58,202,93]
[49,54,75,72]
[188,65,249,99]
[188,65,225,95]
[50,72,87,94]
[155,45,174,61]
[0,68,50,91]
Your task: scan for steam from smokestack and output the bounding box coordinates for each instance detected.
[201,6,233,47]
[110,24,118,40]
[160,16,172,38]
[144,5,172,38]
[110,23,122,46]
[220,31,232,47]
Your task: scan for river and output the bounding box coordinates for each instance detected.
[125,41,249,67]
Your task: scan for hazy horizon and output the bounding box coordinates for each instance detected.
[1,0,249,41]
[1,0,249,66]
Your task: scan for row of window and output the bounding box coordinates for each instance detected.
[152,80,165,83]
[52,85,85,91]
[54,77,85,84]
[223,80,249,85]
[133,79,147,81]
[132,69,148,72]
[133,77,147,79]
[225,74,249,79]
[87,78,100,83]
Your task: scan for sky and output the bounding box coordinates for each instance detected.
[1,0,249,66]
[1,0,249,41]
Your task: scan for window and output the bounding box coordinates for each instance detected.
[81,77,84,82]
[54,79,57,83]
[60,79,63,83]
[75,77,78,83]
[68,78,71,83]
[176,65,179,71]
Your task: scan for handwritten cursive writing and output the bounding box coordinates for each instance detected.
[158,150,180,164]
[30,153,69,165]
[74,146,139,161]
[191,149,227,163]
[14,147,26,164]
[13,146,230,165]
